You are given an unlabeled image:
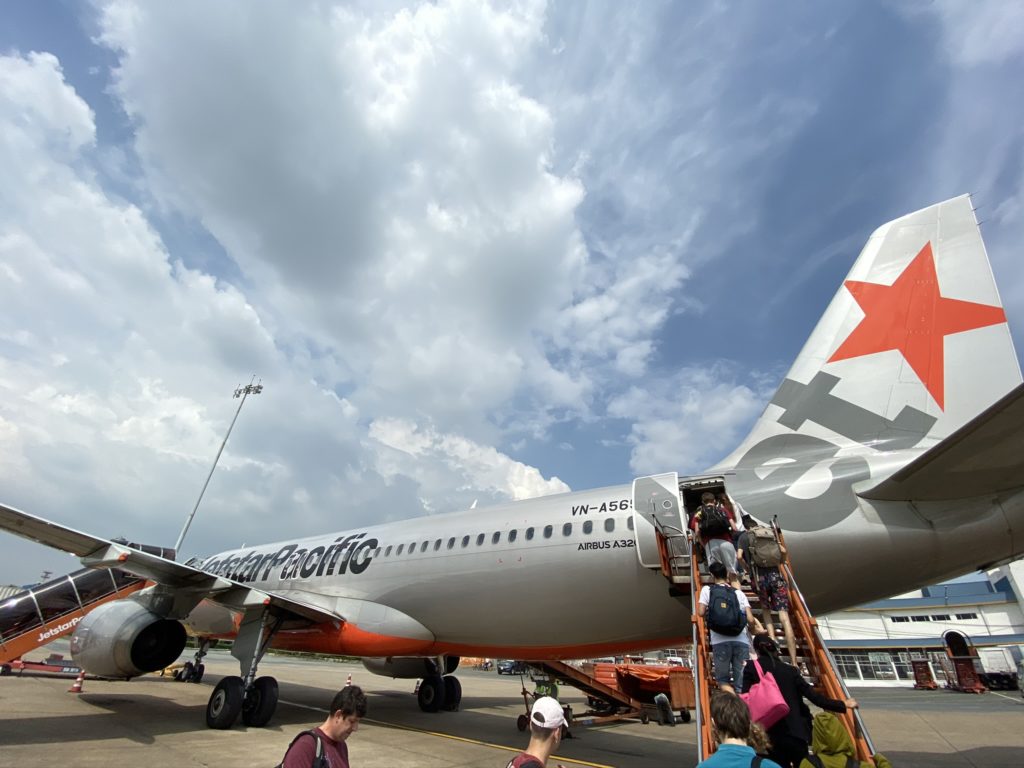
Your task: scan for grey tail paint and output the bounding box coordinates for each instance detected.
[715,194,1021,474]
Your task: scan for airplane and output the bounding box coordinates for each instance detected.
[1,194,1022,730]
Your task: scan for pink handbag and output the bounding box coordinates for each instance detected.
[740,658,790,729]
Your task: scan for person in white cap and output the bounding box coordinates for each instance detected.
[506,696,568,768]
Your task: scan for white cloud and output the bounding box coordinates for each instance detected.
[609,363,775,476]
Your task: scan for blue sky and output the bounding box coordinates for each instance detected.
[1,0,1022,584]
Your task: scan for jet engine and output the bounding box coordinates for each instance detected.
[71,599,187,678]
[361,655,459,678]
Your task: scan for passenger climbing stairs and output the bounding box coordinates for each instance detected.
[670,520,877,765]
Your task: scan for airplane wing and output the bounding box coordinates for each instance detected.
[860,382,1024,502]
[0,502,338,625]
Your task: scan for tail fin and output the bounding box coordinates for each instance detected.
[719,194,1021,469]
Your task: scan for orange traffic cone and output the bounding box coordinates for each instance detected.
[346,673,352,687]
[68,670,85,694]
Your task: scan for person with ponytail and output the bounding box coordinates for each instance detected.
[741,635,857,768]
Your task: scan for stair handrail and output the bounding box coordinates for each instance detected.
[689,531,715,761]
[771,520,877,765]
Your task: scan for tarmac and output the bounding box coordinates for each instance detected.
[1,648,1022,768]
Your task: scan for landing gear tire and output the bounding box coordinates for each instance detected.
[417,675,446,712]
[242,676,279,727]
[206,676,244,729]
[176,661,194,682]
[192,663,205,684]
[517,714,529,732]
[442,676,462,711]
[640,711,650,725]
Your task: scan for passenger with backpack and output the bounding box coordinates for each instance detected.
[797,712,891,768]
[698,561,765,693]
[691,492,739,576]
[278,685,367,768]
[737,516,798,667]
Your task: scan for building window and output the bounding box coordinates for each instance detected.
[889,616,910,623]
[583,520,593,534]
[910,615,930,622]
[543,525,553,539]
[955,613,978,620]
[931,614,950,621]
[605,518,615,532]
[509,529,518,543]
[562,522,572,536]
[525,527,535,540]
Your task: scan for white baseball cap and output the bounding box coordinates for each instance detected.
[530,696,568,730]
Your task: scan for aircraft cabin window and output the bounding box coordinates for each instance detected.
[396,544,404,555]
[627,517,634,531]
[525,527,534,540]
[476,533,485,546]
[447,537,456,550]
[420,541,429,553]
[385,545,393,557]
[604,518,615,532]
[543,525,553,539]
[433,539,442,551]
[508,529,517,543]
[562,522,572,536]
[582,520,593,534]
[461,535,469,548]
[374,547,381,558]
[492,531,501,544]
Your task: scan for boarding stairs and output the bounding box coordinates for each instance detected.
[0,542,169,666]
[524,660,647,726]
[658,522,877,765]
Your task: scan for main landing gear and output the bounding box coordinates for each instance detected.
[205,609,284,729]
[416,657,462,712]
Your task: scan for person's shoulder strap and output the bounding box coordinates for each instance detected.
[752,757,763,768]
[275,730,322,768]
[805,755,824,768]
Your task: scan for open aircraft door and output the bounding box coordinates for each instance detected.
[631,473,682,568]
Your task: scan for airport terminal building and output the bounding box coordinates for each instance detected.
[818,561,1024,686]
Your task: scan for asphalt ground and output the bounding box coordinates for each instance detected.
[1,649,1022,767]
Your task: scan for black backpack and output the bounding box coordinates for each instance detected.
[705,583,745,636]
[275,730,328,768]
[699,504,731,537]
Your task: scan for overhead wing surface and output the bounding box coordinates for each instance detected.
[860,382,1024,502]
[0,502,338,625]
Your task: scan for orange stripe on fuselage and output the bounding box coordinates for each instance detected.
[269,621,686,659]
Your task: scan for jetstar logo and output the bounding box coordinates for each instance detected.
[202,533,380,584]
[829,241,1006,409]
[37,616,82,643]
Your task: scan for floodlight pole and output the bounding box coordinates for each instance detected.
[174,377,263,555]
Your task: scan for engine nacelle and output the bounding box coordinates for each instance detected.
[71,599,187,678]
[361,655,459,679]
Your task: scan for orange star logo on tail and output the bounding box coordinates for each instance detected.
[828,242,1006,409]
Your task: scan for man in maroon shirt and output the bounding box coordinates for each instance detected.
[281,685,368,768]
[506,696,568,768]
